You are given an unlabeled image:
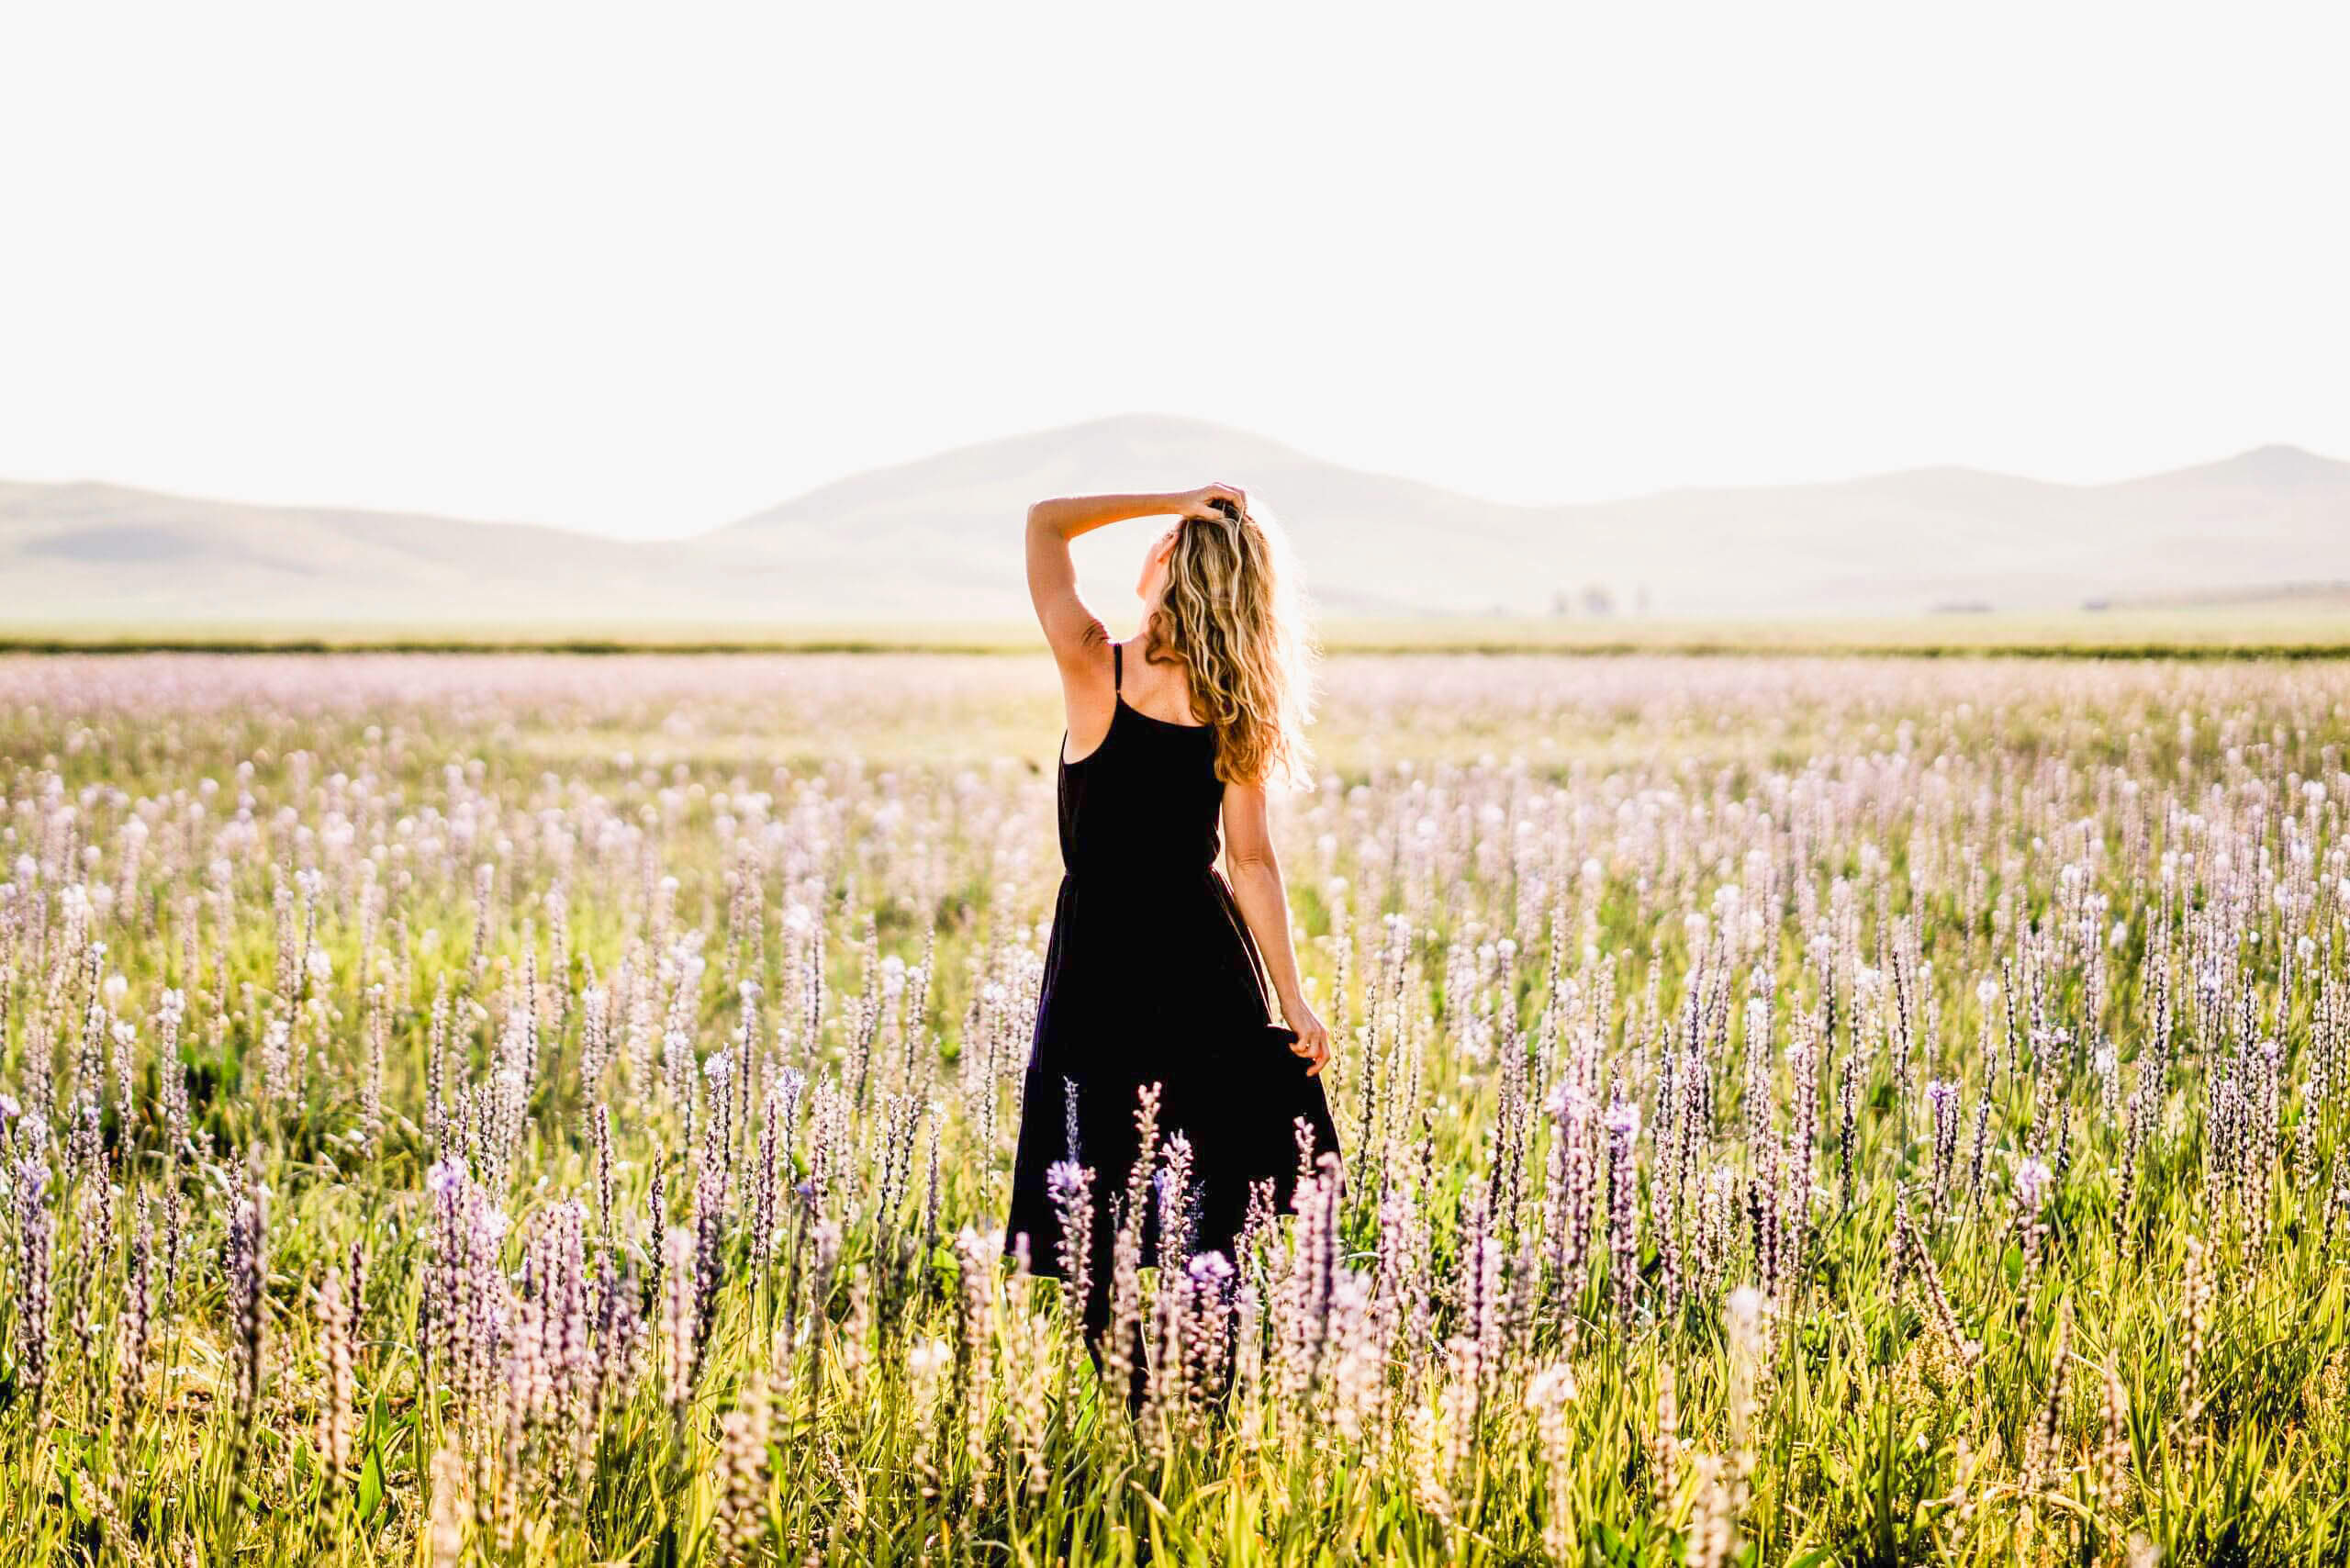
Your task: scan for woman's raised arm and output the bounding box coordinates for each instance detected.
[1024,486,1241,666]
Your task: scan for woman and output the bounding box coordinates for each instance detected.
[1003,482,1340,1341]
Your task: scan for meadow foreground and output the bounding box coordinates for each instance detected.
[0,652,2344,1565]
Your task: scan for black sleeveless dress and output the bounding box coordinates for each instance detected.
[1003,643,1340,1305]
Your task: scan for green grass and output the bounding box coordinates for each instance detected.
[0,652,2344,1563]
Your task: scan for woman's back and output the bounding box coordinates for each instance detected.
[1057,643,1224,885]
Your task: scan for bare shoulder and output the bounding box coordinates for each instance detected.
[1056,627,1118,759]
[1059,619,1113,682]
[1045,608,1112,675]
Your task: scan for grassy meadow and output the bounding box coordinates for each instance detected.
[0,649,2346,1564]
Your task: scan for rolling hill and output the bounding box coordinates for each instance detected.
[5,418,2347,626]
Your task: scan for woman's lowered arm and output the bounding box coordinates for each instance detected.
[1222,777,1329,1075]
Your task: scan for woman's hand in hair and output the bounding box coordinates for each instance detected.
[1283,994,1331,1077]
[1175,482,1248,521]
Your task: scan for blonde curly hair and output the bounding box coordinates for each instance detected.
[1141,498,1315,790]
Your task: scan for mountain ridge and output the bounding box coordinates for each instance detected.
[6,420,2347,623]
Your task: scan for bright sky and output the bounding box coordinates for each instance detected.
[3,4,2344,538]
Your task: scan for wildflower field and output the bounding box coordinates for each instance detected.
[1,650,2346,1566]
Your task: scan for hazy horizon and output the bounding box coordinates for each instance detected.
[5,5,2346,539]
[9,411,2347,626]
[7,416,2345,543]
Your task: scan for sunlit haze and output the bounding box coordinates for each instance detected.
[4,3,2344,537]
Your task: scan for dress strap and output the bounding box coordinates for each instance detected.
[1113,642,1123,695]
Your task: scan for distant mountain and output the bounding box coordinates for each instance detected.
[6,418,2348,625]
[2097,580,2350,612]
[0,479,662,622]
[702,415,1548,620]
